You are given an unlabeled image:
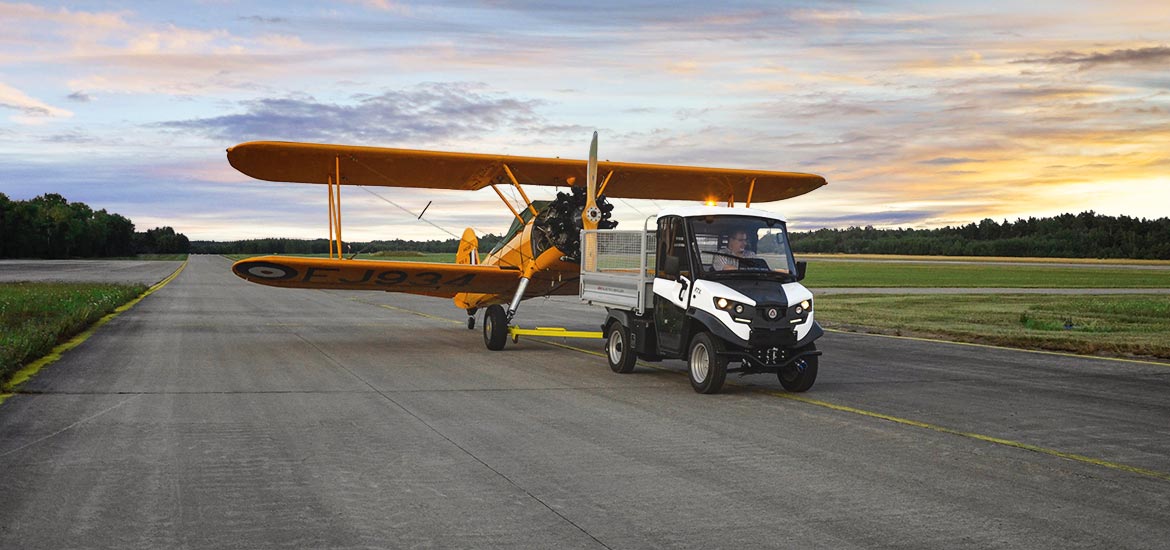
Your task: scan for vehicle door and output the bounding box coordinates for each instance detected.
[652,216,693,355]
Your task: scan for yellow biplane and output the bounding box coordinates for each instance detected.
[227,134,825,350]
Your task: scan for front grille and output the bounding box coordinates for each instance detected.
[749,327,798,347]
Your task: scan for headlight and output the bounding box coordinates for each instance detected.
[713,296,750,319]
[795,299,812,314]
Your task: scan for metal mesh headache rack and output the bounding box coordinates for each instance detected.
[579,229,656,314]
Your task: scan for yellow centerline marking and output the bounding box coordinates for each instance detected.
[536,339,1170,482]
[357,303,1170,483]
[0,261,188,404]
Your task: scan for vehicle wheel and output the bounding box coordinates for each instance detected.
[605,321,637,373]
[778,344,818,392]
[483,304,508,351]
[688,332,727,394]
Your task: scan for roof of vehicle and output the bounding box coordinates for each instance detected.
[655,205,787,222]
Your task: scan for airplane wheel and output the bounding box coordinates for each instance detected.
[483,305,508,351]
[605,321,637,373]
[467,316,475,330]
[778,344,818,392]
[688,332,726,394]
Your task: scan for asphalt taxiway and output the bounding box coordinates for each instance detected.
[1,255,1168,548]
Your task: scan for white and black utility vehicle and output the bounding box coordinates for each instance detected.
[580,206,822,394]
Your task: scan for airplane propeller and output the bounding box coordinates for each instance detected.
[583,131,601,231]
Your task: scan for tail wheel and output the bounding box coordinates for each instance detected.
[778,344,818,392]
[483,305,508,351]
[688,332,727,394]
[605,321,637,373]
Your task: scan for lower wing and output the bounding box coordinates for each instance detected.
[232,256,522,297]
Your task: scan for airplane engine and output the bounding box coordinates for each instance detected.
[532,185,616,262]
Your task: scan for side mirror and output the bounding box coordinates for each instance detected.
[795,260,807,281]
[663,255,681,277]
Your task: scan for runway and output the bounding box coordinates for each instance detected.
[2,255,1168,548]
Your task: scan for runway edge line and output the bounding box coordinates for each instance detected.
[0,261,188,404]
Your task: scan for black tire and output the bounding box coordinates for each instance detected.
[778,344,818,392]
[605,321,637,373]
[483,304,508,351]
[688,332,727,394]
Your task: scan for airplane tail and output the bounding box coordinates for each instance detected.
[456,227,479,265]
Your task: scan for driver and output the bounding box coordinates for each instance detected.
[713,229,757,271]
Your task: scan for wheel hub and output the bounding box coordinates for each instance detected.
[690,343,709,382]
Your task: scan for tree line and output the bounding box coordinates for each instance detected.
[0,193,189,258]
[7,194,1161,260]
[789,212,1170,259]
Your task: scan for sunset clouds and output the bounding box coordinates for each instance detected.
[1,1,1166,239]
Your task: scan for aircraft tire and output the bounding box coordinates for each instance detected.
[605,321,637,374]
[483,305,508,351]
[778,344,818,392]
[688,332,727,394]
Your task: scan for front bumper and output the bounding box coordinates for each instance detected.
[722,345,822,374]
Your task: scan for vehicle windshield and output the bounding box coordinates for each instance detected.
[688,215,796,278]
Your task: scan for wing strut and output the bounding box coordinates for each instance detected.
[489,184,524,224]
[596,170,614,196]
[746,178,757,208]
[327,156,344,259]
[502,164,539,217]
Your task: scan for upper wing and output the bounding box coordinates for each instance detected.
[232,256,521,297]
[227,141,826,203]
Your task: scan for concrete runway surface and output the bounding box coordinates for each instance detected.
[2,255,1168,549]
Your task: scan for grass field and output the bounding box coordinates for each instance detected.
[815,294,1170,360]
[0,282,146,390]
[802,261,1170,288]
[800,253,1170,267]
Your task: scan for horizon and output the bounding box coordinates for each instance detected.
[2,1,1167,241]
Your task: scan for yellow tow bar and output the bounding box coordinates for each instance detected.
[507,326,604,344]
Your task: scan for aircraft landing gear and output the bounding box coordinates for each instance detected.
[466,308,477,330]
[483,304,508,350]
[483,274,534,351]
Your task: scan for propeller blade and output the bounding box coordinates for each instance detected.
[583,131,600,231]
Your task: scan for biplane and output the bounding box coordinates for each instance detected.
[227,134,826,350]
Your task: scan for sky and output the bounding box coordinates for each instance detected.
[1,0,1168,241]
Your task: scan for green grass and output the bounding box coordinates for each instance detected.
[814,294,1170,360]
[0,282,146,390]
[802,261,1170,288]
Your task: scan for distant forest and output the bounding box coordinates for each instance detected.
[0,193,190,258]
[5,195,1165,261]
[789,212,1170,260]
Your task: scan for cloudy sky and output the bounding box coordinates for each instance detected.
[2,1,1168,241]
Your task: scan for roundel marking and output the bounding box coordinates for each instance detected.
[237,261,298,281]
[767,307,779,320]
